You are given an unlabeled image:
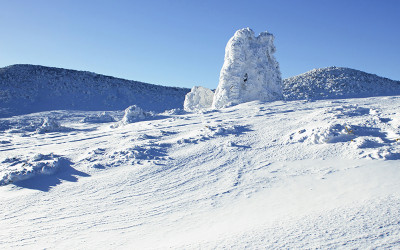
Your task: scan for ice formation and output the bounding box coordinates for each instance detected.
[120,105,146,124]
[212,28,282,108]
[183,86,214,112]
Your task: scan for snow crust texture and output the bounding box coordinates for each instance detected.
[82,112,115,123]
[183,86,214,112]
[283,66,400,100]
[0,64,189,117]
[0,97,400,248]
[213,28,282,108]
[0,154,65,185]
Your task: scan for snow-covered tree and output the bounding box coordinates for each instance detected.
[184,86,214,112]
[212,28,283,108]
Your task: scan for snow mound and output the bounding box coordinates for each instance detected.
[0,154,64,185]
[82,112,115,123]
[36,117,71,134]
[120,105,148,124]
[0,64,189,117]
[213,28,282,109]
[184,86,214,112]
[310,123,356,144]
[283,67,400,100]
[35,117,70,134]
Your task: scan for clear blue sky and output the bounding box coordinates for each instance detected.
[1,0,399,89]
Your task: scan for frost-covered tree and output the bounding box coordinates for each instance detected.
[212,28,282,108]
[183,86,214,112]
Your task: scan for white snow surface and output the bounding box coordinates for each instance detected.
[184,86,214,112]
[120,105,147,124]
[284,66,400,100]
[1,95,400,248]
[213,28,282,109]
[82,112,115,123]
[0,64,189,117]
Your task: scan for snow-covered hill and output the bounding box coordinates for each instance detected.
[0,64,190,117]
[2,64,400,119]
[1,63,400,248]
[1,95,400,248]
[283,66,400,101]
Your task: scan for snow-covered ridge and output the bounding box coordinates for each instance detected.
[283,66,400,101]
[0,64,190,117]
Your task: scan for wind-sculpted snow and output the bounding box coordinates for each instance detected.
[35,117,72,134]
[0,154,65,185]
[1,96,400,248]
[213,28,282,108]
[286,102,400,160]
[120,105,147,124]
[82,112,115,123]
[0,64,189,117]
[283,66,400,100]
[184,86,214,112]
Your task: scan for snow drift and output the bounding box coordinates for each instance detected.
[212,28,282,108]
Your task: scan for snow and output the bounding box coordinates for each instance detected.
[183,86,214,112]
[1,94,400,248]
[82,112,115,123]
[119,105,147,124]
[1,57,400,248]
[0,64,190,117]
[0,154,66,186]
[283,66,400,100]
[212,28,282,109]
[35,117,71,134]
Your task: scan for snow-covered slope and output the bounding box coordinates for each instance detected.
[0,64,189,117]
[1,63,400,248]
[1,95,400,248]
[283,66,400,101]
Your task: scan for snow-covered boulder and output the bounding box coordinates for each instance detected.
[183,86,214,112]
[212,28,282,108]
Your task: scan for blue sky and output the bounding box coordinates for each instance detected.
[1,0,399,89]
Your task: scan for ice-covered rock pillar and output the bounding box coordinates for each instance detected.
[212,28,282,108]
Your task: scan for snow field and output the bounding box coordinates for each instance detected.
[0,96,400,248]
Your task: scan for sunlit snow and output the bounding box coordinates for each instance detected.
[1,95,400,248]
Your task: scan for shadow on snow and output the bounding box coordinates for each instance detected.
[14,158,90,192]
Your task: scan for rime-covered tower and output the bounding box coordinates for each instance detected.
[212,28,282,108]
